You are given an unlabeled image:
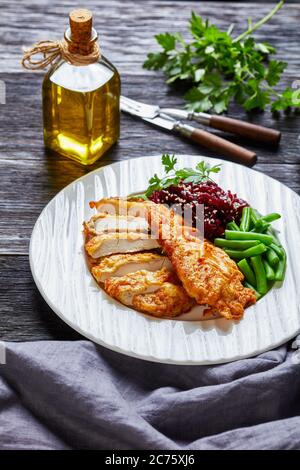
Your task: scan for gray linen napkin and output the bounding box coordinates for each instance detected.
[0,338,299,450]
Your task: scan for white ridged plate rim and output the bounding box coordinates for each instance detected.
[29,155,300,365]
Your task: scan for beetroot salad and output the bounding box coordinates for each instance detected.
[144,155,248,240]
[149,180,247,240]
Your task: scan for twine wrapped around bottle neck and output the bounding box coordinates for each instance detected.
[21,38,101,70]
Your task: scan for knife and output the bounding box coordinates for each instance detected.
[121,103,257,166]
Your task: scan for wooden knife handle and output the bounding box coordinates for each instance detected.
[177,124,257,166]
[209,115,281,145]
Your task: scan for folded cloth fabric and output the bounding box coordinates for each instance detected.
[0,338,299,450]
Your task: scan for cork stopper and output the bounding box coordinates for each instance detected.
[68,9,93,55]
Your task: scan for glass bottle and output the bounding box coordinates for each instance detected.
[42,10,120,165]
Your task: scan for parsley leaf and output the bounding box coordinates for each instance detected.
[271,87,295,112]
[196,161,221,177]
[144,155,222,197]
[145,174,162,198]
[143,2,298,114]
[266,60,287,86]
[155,32,176,51]
[162,154,177,173]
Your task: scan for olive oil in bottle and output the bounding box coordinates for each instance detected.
[42,10,120,165]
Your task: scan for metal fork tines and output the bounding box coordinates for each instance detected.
[120,96,161,119]
[120,95,209,124]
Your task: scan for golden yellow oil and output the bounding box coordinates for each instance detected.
[43,67,120,165]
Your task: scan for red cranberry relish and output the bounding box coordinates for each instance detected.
[149,181,248,240]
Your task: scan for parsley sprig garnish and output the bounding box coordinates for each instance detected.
[143,1,297,113]
[145,154,221,197]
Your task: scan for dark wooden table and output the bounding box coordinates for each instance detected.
[1,1,299,341]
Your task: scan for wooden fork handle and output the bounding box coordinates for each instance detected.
[209,115,281,145]
[176,123,257,166]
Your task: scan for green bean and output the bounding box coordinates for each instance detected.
[269,242,284,259]
[253,220,270,233]
[262,259,275,281]
[250,255,268,294]
[225,230,273,245]
[260,213,281,223]
[250,208,259,227]
[252,212,280,233]
[214,239,260,250]
[224,243,267,259]
[240,207,251,232]
[266,247,280,267]
[244,281,262,300]
[237,259,256,286]
[226,221,240,231]
[274,250,287,282]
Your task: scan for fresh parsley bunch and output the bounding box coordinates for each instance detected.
[145,154,221,197]
[143,1,297,113]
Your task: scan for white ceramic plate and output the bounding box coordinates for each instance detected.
[29,155,300,364]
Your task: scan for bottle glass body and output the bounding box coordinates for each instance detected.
[42,56,120,165]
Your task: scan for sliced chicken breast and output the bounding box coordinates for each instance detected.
[85,232,159,259]
[86,213,149,235]
[89,197,153,219]
[92,252,172,283]
[104,268,194,317]
[132,283,194,318]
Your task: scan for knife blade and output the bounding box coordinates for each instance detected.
[142,114,176,132]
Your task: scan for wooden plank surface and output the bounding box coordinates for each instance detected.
[0,1,299,341]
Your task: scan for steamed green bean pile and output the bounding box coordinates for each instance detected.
[214,208,286,299]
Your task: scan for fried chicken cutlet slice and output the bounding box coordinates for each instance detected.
[163,237,256,319]
[89,197,153,219]
[148,203,256,320]
[85,232,159,259]
[85,213,149,235]
[104,268,194,318]
[92,252,172,283]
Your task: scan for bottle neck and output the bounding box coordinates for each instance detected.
[64,27,98,56]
